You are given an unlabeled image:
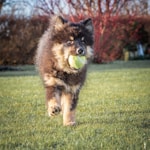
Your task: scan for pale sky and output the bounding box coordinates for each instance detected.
[1,0,150,17]
[1,0,36,17]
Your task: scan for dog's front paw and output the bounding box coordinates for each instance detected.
[48,104,61,116]
[47,98,61,116]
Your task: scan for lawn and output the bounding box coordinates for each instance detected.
[0,61,150,150]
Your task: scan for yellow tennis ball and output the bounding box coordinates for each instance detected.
[68,55,87,69]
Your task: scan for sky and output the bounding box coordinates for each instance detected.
[1,0,69,17]
[1,0,150,17]
[1,0,37,17]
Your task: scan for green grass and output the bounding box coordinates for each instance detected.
[0,61,150,150]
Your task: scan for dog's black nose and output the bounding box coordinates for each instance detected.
[76,48,84,55]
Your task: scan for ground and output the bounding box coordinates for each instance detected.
[0,60,150,150]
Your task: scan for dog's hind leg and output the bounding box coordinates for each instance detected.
[46,87,61,116]
[61,92,78,126]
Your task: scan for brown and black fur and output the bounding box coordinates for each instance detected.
[35,16,94,126]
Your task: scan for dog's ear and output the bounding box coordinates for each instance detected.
[82,18,93,33]
[52,16,68,31]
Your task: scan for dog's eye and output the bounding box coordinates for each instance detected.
[66,40,74,46]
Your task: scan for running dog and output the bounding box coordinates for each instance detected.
[35,16,94,126]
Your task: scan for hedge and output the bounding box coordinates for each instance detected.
[0,15,150,65]
[0,15,48,65]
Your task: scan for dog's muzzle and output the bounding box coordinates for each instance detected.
[76,48,85,56]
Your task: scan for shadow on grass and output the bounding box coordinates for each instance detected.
[0,65,37,77]
[0,60,150,77]
[90,60,150,71]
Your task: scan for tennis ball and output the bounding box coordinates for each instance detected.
[68,55,87,69]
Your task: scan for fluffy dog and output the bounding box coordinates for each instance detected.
[35,16,94,126]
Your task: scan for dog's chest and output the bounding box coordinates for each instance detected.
[56,71,85,86]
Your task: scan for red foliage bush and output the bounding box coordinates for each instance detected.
[93,15,140,63]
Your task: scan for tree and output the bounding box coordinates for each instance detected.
[65,0,132,62]
[122,0,149,15]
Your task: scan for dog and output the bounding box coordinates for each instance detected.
[35,16,94,126]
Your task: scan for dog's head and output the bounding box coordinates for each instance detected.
[50,16,94,72]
